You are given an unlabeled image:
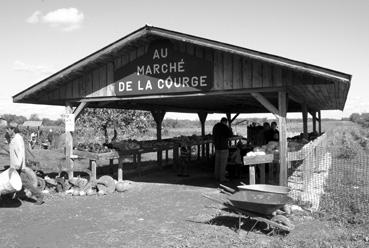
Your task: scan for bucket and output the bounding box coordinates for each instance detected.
[0,168,22,195]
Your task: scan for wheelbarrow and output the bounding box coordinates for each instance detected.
[203,184,295,234]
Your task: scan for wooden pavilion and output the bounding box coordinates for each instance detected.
[13,26,351,185]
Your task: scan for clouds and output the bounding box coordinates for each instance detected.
[26,8,84,31]
[13,60,55,79]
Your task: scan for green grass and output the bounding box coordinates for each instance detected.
[317,123,369,228]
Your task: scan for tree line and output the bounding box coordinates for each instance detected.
[349,113,369,128]
[1,113,64,127]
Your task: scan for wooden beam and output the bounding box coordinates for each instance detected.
[73,102,88,120]
[312,111,317,133]
[251,92,279,116]
[151,110,166,166]
[302,103,308,138]
[278,91,287,186]
[231,113,240,123]
[318,110,322,134]
[226,113,231,127]
[197,112,208,137]
[65,103,74,179]
[76,87,285,103]
[198,112,208,159]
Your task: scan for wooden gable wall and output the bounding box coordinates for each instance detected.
[40,40,320,104]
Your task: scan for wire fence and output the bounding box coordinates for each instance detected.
[288,126,369,224]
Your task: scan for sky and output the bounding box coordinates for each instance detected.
[0,0,368,121]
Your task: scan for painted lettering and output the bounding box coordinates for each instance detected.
[191,77,198,87]
[173,77,180,87]
[161,48,168,58]
[169,62,177,73]
[182,77,190,87]
[126,81,132,91]
[165,77,173,89]
[200,76,207,86]
[153,64,160,74]
[146,80,153,90]
[137,66,144,75]
[118,82,125,91]
[178,59,185,72]
[145,65,152,75]
[161,63,168,73]
[153,49,160,59]
[138,80,143,90]
[157,79,164,89]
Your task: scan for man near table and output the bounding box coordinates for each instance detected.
[212,117,233,182]
[7,121,44,205]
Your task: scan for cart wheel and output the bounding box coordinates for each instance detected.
[271,215,295,231]
[37,177,46,190]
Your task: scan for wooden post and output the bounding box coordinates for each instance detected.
[109,158,114,175]
[151,110,166,166]
[259,164,265,184]
[198,112,207,159]
[249,165,255,185]
[137,153,142,177]
[278,91,288,186]
[318,110,322,134]
[312,111,317,133]
[118,157,123,182]
[65,103,74,179]
[90,160,97,181]
[302,103,308,139]
[268,163,274,184]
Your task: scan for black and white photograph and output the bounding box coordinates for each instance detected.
[0,0,368,247]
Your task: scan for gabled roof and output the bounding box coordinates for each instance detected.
[13,25,351,113]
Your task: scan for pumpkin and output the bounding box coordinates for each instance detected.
[115,182,126,192]
[72,189,80,196]
[86,188,95,196]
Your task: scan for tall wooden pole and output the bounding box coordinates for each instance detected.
[312,111,317,133]
[198,112,208,159]
[278,91,288,186]
[151,110,166,166]
[302,103,308,139]
[318,110,322,134]
[65,102,74,179]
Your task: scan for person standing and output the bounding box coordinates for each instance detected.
[212,117,233,182]
[47,129,54,149]
[265,121,279,143]
[7,122,44,205]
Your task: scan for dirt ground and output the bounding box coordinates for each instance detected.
[1,149,368,248]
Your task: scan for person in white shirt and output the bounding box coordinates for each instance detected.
[7,122,44,205]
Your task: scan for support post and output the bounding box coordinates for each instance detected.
[278,91,288,186]
[118,157,123,181]
[318,110,322,134]
[198,112,208,159]
[312,111,317,133]
[65,103,74,179]
[151,110,166,166]
[90,160,97,181]
[302,103,308,139]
